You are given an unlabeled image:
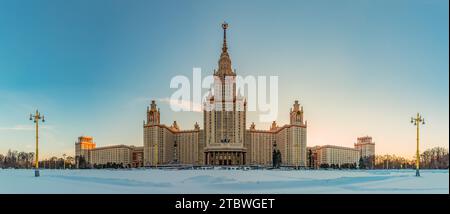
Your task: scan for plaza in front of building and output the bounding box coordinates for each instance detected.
[0,168,447,194]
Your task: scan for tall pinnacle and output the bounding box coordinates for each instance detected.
[217,21,234,76]
[222,22,228,52]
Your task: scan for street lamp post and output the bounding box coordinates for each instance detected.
[29,110,45,177]
[411,113,425,177]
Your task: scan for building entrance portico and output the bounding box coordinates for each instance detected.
[205,151,246,166]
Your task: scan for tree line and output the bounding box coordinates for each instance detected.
[308,146,448,170]
[2,146,448,169]
[374,147,448,169]
[419,147,449,169]
[0,150,35,168]
[0,149,75,169]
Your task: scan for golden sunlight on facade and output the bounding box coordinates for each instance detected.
[307,136,376,169]
[75,136,144,168]
[143,100,307,167]
[142,23,307,167]
[74,23,309,168]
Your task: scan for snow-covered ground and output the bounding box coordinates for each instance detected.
[0,169,448,194]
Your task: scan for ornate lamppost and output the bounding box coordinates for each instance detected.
[411,113,425,177]
[29,110,45,177]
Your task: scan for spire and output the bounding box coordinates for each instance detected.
[222,22,228,52]
[217,21,234,76]
[150,100,157,111]
[146,100,160,125]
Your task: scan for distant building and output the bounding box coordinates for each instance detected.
[310,145,360,168]
[88,145,134,166]
[74,136,142,168]
[354,136,375,158]
[132,146,144,168]
[307,136,376,169]
[75,136,95,167]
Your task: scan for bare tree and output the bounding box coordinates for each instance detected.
[0,154,4,168]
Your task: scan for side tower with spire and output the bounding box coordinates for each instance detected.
[290,100,306,126]
[246,101,307,167]
[146,100,160,125]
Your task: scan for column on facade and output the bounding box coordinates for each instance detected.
[232,152,235,165]
[216,152,219,165]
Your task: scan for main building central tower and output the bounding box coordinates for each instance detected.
[203,22,247,165]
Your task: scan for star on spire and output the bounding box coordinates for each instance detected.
[216,21,235,76]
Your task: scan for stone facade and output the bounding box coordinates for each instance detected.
[309,145,360,168]
[142,23,307,167]
[354,136,375,158]
[75,136,143,167]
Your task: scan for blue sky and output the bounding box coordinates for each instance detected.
[0,0,448,158]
